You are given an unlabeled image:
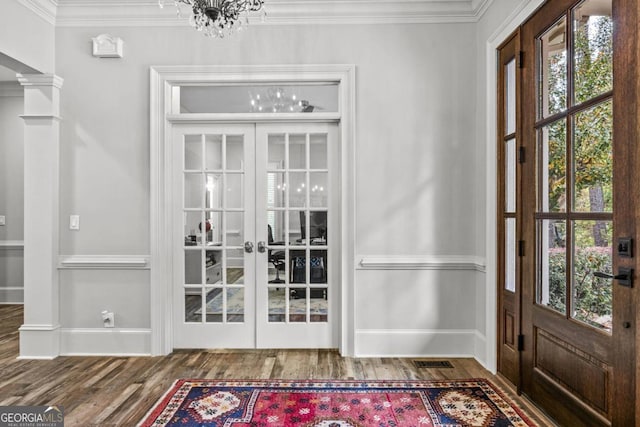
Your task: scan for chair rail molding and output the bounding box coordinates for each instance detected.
[358,255,486,272]
[0,241,25,250]
[58,255,150,269]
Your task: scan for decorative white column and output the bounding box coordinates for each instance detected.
[17,74,63,359]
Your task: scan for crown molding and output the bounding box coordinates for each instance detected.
[17,0,58,25]
[55,0,495,26]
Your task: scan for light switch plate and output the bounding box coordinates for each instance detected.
[0,216,5,226]
[70,215,80,230]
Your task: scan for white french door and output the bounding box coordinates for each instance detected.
[172,122,338,349]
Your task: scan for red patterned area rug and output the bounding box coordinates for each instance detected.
[138,379,537,427]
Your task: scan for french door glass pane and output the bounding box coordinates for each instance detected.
[185,135,202,170]
[205,212,222,245]
[225,135,244,170]
[538,219,566,314]
[184,212,202,246]
[225,287,245,322]
[183,132,247,325]
[267,173,285,208]
[539,119,567,212]
[288,210,304,246]
[268,210,285,244]
[506,59,516,135]
[311,289,328,322]
[205,174,221,209]
[264,130,330,325]
[289,288,307,322]
[573,100,612,212]
[538,17,567,119]
[184,290,202,322]
[573,0,613,105]
[268,134,285,168]
[268,288,286,322]
[184,250,201,284]
[225,174,244,209]
[226,248,244,284]
[205,135,222,170]
[204,288,223,323]
[184,174,203,209]
[289,134,306,169]
[289,172,306,208]
[505,218,516,292]
[310,134,328,169]
[505,138,516,213]
[310,173,328,208]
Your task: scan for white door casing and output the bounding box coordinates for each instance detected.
[150,65,356,355]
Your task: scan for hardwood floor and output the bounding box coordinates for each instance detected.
[0,305,557,426]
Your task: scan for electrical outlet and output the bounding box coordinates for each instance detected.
[0,216,5,226]
[101,310,115,328]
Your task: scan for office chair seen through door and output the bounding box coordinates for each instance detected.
[267,225,285,283]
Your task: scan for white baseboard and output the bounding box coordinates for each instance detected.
[59,328,152,356]
[355,329,477,357]
[474,330,488,368]
[0,287,24,304]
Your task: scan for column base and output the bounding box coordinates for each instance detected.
[18,324,60,359]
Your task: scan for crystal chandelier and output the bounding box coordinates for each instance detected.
[249,88,314,113]
[159,0,265,38]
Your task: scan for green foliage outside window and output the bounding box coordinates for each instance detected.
[543,14,613,330]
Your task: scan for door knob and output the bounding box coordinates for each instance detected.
[594,268,633,287]
[244,241,254,253]
[257,241,266,253]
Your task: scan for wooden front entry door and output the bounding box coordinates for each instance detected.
[516,0,637,425]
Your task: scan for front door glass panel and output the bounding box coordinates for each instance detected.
[538,17,567,119]
[573,0,613,105]
[535,0,613,333]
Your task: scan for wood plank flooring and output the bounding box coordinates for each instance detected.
[0,305,557,426]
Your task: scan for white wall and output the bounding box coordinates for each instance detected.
[0,0,55,73]
[0,84,24,303]
[53,22,484,357]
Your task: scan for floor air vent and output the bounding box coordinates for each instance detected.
[413,360,454,369]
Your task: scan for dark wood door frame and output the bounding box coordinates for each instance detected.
[611,0,638,425]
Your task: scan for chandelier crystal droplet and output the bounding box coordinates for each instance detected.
[159,0,265,38]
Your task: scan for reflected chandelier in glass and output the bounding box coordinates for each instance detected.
[159,0,265,38]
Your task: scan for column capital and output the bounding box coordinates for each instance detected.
[17,73,64,89]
